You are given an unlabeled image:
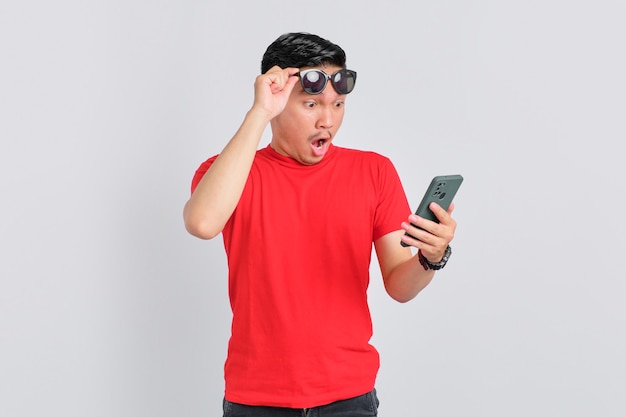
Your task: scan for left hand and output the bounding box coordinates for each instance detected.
[400,202,457,262]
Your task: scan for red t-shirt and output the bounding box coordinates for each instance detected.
[191,144,410,408]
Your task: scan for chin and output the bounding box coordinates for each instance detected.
[298,154,324,166]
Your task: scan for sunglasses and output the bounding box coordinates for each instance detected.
[295,68,357,95]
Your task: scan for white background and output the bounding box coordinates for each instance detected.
[1,1,625,416]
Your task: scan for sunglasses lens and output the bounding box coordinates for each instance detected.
[332,69,356,94]
[300,69,357,94]
[301,70,327,94]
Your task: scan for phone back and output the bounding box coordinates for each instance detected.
[415,175,464,222]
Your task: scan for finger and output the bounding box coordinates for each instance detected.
[405,223,449,257]
[284,67,300,77]
[400,227,446,260]
[406,213,455,244]
[266,72,288,93]
[406,214,431,235]
[429,202,454,224]
[267,68,299,94]
[400,232,423,249]
[282,71,300,93]
[401,220,437,245]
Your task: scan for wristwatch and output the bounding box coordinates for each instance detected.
[418,245,452,271]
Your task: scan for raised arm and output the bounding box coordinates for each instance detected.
[183,66,299,239]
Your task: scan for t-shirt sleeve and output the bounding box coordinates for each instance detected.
[190,154,219,194]
[372,156,411,241]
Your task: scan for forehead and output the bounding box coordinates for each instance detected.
[299,64,343,73]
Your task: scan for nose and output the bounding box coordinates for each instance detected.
[315,106,334,130]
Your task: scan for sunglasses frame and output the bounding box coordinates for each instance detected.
[296,68,357,95]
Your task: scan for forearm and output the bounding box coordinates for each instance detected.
[383,254,435,303]
[183,108,271,239]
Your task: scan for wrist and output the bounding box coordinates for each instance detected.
[247,106,274,125]
[418,245,452,271]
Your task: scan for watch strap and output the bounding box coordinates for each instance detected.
[418,245,452,271]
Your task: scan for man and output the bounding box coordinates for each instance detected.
[184,32,457,416]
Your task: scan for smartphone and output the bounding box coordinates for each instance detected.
[401,174,463,247]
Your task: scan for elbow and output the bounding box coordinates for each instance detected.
[383,278,421,303]
[387,290,418,304]
[183,204,222,240]
[184,218,221,240]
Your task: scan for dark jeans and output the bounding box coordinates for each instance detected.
[222,389,379,417]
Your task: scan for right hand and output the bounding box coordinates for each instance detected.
[252,66,300,119]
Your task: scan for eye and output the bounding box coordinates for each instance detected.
[334,101,344,108]
[304,101,316,108]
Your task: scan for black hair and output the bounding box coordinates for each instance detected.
[261,32,347,74]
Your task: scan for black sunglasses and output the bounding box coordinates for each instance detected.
[295,68,357,95]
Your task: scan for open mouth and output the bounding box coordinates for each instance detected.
[311,137,330,157]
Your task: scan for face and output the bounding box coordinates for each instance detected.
[270,65,347,166]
